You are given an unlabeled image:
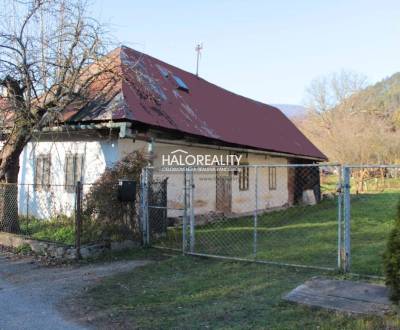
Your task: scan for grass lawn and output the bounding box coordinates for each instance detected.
[350,192,399,275]
[72,250,400,329]
[156,190,399,276]
[19,216,76,245]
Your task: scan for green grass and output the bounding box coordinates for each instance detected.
[19,215,75,245]
[350,192,399,275]
[76,252,400,329]
[18,215,130,246]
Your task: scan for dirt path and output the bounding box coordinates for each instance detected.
[0,251,149,330]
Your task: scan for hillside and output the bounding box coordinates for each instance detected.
[352,72,400,126]
[294,71,400,164]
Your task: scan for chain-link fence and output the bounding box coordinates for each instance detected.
[0,182,140,252]
[2,163,398,272]
[343,165,400,276]
[142,169,187,251]
[142,164,342,271]
[0,183,77,245]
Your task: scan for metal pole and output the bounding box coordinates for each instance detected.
[140,167,150,246]
[26,184,30,234]
[145,168,150,246]
[343,166,351,272]
[253,166,258,258]
[182,169,188,254]
[139,169,145,245]
[189,170,195,253]
[337,166,342,270]
[75,181,82,259]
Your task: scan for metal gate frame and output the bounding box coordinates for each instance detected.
[141,165,347,272]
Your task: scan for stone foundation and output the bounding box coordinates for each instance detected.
[0,232,139,260]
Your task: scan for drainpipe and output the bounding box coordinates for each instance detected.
[147,137,155,167]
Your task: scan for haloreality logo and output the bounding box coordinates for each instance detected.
[162,149,242,167]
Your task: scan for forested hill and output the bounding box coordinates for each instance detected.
[295,71,400,164]
[352,72,400,126]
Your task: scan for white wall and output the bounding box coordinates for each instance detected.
[17,137,125,219]
[11,135,292,219]
[151,143,290,216]
[231,154,289,214]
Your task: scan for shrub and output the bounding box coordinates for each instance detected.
[83,150,147,242]
[15,243,32,255]
[384,200,400,302]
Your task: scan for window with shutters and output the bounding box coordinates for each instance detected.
[34,155,51,191]
[239,165,249,191]
[65,154,84,192]
[269,167,277,190]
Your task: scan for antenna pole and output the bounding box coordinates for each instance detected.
[195,43,203,77]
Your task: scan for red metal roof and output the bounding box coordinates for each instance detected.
[72,46,327,160]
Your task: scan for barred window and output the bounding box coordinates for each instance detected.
[239,166,249,191]
[34,155,51,190]
[269,167,277,190]
[65,154,84,192]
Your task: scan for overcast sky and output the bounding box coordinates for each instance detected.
[93,0,400,105]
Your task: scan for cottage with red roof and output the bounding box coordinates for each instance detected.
[8,46,326,218]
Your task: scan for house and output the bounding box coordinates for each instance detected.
[1,46,326,219]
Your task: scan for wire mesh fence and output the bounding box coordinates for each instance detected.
[345,166,400,276]
[0,181,141,250]
[0,183,77,245]
[144,169,186,251]
[142,164,342,271]
[1,162,398,272]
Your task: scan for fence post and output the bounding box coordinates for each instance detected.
[343,166,351,272]
[253,166,258,259]
[140,167,150,246]
[337,166,343,270]
[189,170,195,253]
[182,168,188,254]
[26,184,30,234]
[75,181,82,259]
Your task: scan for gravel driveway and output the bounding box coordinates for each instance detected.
[0,251,149,330]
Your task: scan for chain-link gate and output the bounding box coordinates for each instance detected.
[141,164,343,271]
[341,165,400,276]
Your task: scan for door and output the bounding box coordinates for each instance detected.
[216,170,232,213]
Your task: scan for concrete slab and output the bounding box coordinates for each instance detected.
[284,277,393,316]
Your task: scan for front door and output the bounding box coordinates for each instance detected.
[216,170,232,214]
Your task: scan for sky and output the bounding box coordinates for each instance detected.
[93,0,400,105]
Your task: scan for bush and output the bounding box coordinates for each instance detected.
[83,151,147,242]
[384,200,400,302]
[15,243,32,255]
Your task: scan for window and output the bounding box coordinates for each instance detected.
[239,166,249,191]
[157,65,169,78]
[65,154,84,192]
[173,75,189,92]
[34,155,51,190]
[269,167,277,190]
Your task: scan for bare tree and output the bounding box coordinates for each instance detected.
[0,0,118,232]
[297,70,400,192]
